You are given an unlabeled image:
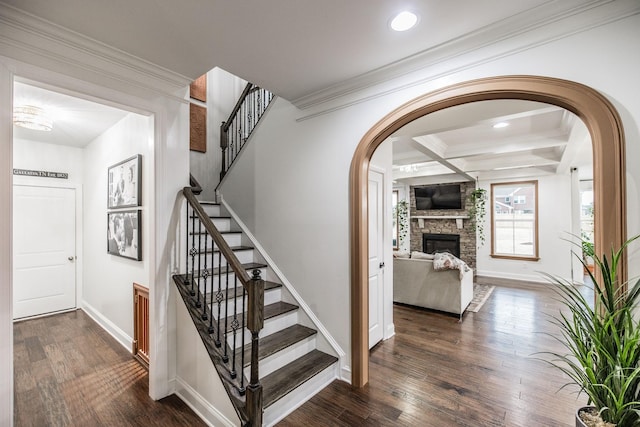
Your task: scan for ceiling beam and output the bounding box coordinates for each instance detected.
[411,136,476,181]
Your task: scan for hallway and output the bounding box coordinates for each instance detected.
[13,310,205,426]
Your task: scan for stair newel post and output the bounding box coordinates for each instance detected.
[246,268,264,427]
[220,121,228,180]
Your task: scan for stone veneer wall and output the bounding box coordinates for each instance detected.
[409,182,477,271]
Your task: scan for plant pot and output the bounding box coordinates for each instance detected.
[576,406,607,427]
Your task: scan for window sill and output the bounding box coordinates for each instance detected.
[490,254,540,262]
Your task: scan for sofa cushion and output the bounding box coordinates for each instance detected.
[393,250,410,259]
[411,251,434,260]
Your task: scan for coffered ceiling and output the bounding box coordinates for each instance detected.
[389,100,592,184]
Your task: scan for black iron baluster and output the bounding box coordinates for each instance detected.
[222,263,230,363]
[215,249,223,347]
[185,202,190,289]
[239,282,246,395]
[201,233,208,320]
[189,205,197,296]
[195,219,202,308]
[230,274,239,379]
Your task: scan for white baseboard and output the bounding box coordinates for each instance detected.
[174,377,238,427]
[475,270,550,284]
[340,365,352,384]
[81,301,133,353]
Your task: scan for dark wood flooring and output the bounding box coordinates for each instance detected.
[13,309,206,427]
[277,277,592,427]
[14,278,591,426]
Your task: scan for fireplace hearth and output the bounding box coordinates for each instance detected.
[423,233,460,258]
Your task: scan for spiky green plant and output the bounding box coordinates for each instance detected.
[537,236,640,426]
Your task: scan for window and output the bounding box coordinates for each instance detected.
[491,181,538,260]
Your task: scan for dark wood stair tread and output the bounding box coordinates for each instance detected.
[192,262,267,277]
[237,324,317,367]
[199,202,220,206]
[262,350,338,408]
[195,245,254,254]
[221,301,298,332]
[205,280,281,302]
[190,230,242,236]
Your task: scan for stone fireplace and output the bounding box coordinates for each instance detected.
[409,181,476,270]
[423,233,460,258]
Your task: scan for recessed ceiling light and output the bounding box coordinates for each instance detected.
[390,11,418,32]
[493,122,509,129]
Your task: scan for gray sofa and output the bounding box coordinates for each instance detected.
[393,257,474,318]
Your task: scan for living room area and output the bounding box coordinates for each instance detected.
[385,98,594,321]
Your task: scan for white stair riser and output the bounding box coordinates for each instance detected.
[245,335,317,380]
[207,288,281,318]
[194,268,267,293]
[191,249,254,268]
[263,363,338,427]
[190,217,231,232]
[202,204,221,217]
[191,232,243,249]
[229,310,298,349]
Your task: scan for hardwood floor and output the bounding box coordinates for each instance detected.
[278,278,592,427]
[13,309,206,427]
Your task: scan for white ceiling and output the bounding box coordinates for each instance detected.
[13,81,129,147]
[5,1,597,177]
[1,0,604,103]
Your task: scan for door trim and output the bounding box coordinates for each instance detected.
[350,75,626,387]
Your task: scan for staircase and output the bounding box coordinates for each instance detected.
[173,195,338,426]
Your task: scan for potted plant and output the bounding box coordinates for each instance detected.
[394,200,409,248]
[468,188,487,246]
[537,236,640,427]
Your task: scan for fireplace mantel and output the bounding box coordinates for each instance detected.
[412,215,469,229]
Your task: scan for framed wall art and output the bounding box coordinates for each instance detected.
[108,155,141,209]
[107,210,142,261]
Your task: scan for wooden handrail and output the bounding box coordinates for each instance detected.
[189,174,202,195]
[221,83,254,133]
[183,187,251,285]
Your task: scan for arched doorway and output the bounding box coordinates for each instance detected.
[349,75,626,387]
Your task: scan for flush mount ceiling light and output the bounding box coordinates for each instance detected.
[390,11,418,32]
[493,122,510,129]
[13,105,53,131]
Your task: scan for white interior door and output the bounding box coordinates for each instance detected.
[13,185,76,319]
[368,170,384,349]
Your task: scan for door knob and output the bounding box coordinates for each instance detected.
[68,256,75,261]
[379,262,385,268]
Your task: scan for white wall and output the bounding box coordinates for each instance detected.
[13,139,84,184]
[175,298,240,427]
[475,174,574,283]
[83,113,153,349]
[220,14,640,375]
[0,61,13,427]
[190,68,246,200]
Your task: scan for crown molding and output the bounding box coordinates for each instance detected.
[0,2,192,99]
[292,0,640,112]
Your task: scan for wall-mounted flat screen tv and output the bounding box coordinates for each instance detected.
[414,184,463,210]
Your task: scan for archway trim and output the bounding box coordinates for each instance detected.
[349,75,626,387]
